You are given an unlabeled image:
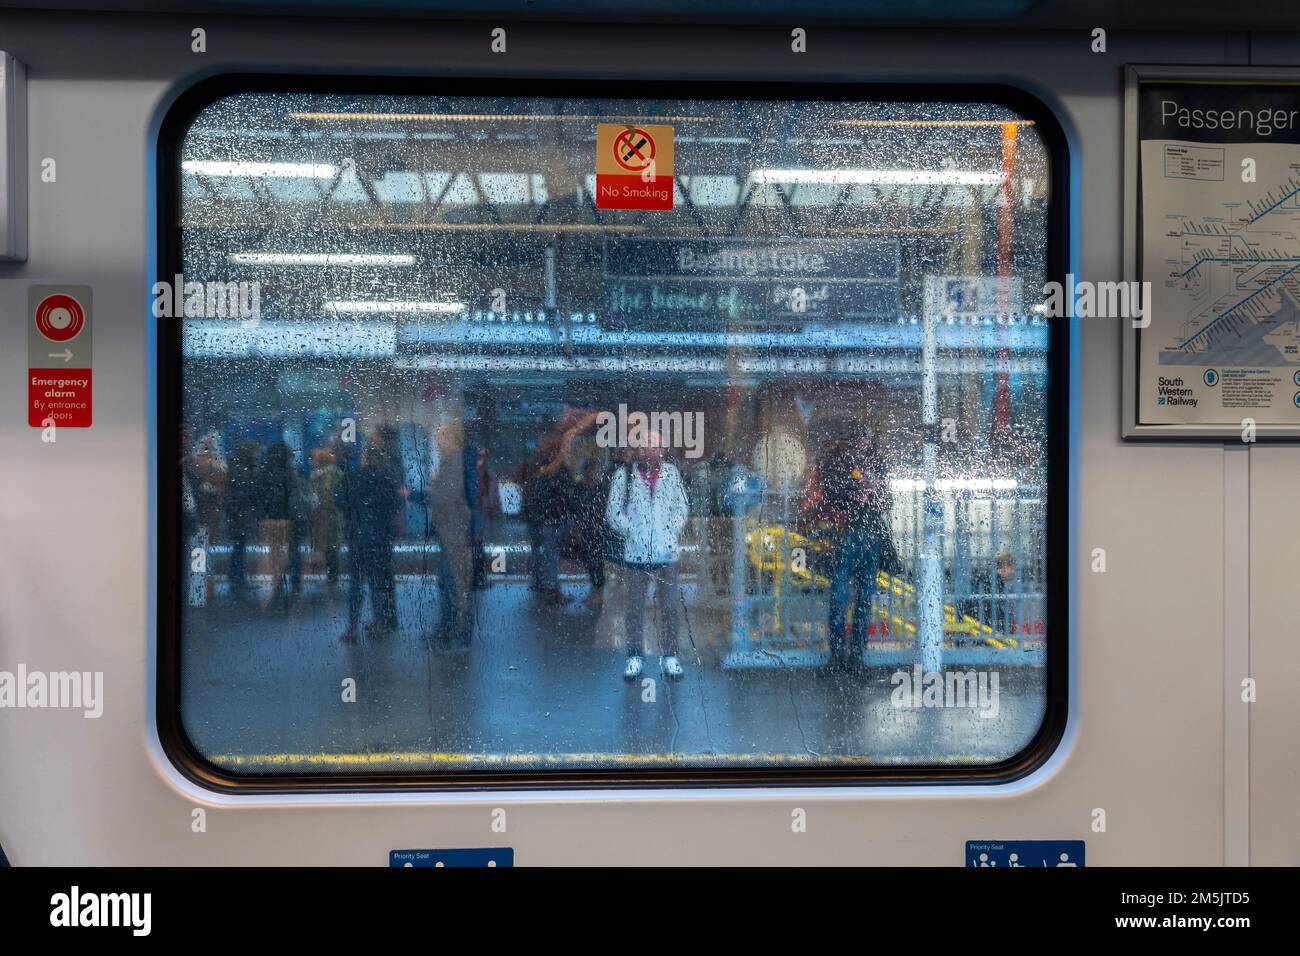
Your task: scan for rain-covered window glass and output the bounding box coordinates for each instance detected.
[169,88,1060,780]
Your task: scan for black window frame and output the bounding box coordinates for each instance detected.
[156,73,1071,794]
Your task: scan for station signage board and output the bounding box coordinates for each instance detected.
[602,237,901,328]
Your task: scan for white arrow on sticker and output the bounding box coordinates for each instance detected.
[48,348,73,363]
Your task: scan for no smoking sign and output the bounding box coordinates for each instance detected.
[595,123,674,211]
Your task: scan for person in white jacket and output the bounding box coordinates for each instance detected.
[605,432,690,681]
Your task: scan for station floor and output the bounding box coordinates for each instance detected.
[180,567,1047,774]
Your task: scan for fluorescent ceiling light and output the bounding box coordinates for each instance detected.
[750,169,1003,186]
[395,354,727,373]
[230,253,416,267]
[182,321,398,358]
[378,223,643,233]
[183,161,338,178]
[890,478,1021,492]
[834,119,1036,128]
[287,112,712,123]
[326,300,465,315]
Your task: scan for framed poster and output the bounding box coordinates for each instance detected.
[1123,65,1300,440]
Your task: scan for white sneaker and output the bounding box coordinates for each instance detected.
[663,656,684,680]
[623,655,643,680]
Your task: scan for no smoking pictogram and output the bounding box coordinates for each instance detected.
[614,127,656,172]
[596,123,674,210]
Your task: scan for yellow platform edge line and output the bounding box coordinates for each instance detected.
[210,751,993,769]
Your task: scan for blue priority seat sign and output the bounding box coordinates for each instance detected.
[966,840,1085,867]
[390,848,513,867]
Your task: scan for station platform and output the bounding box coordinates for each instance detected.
[180,569,1046,774]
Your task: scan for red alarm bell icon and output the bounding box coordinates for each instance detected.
[35,293,86,342]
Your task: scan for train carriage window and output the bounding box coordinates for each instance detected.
[161,82,1065,785]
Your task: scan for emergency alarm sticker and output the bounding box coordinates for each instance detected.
[28,285,93,428]
[595,123,674,211]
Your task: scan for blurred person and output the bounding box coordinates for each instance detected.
[193,430,228,543]
[371,422,408,607]
[527,434,574,606]
[339,435,404,642]
[179,419,197,544]
[601,447,634,564]
[256,438,305,613]
[525,412,598,607]
[524,433,572,606]
[518,449,546,592]
[703,449,737,596]
[567,458,609,609]
[226,438,262,601]
[968,552,1018,636]
[801,428,893,671]
[192,430,228,602]
[426,421,473,643]
[308,444,345,587]
[179,419,203,606]
[994,552,1018,634]
[465,438,498,591]
[333,438,357,605]
[605,430,690,681]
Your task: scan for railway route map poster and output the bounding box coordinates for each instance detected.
[1127,67,1300,438]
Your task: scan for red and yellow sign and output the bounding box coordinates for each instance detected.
[29,286,93,428]
[595,123,674,211]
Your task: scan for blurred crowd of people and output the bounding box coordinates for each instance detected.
[180,420,467,644]
[180,411,900,679]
